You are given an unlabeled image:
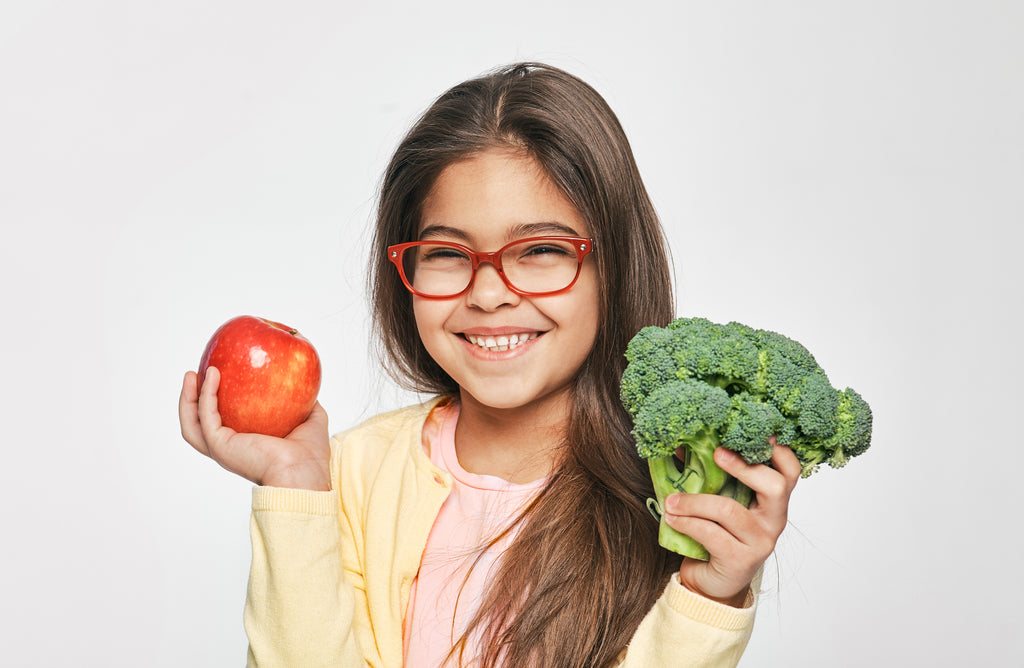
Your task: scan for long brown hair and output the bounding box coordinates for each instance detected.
[369,63,680,667]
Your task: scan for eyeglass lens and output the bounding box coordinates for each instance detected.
[403,238,581,297]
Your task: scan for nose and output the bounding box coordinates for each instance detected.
[465,261,519,311]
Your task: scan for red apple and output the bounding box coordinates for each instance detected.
[197,315,321,438]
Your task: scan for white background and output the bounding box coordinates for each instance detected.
[2,1,1021,666]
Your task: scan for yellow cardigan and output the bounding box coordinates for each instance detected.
[243,398,759,667]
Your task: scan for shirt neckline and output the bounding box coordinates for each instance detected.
[433,402,549,493]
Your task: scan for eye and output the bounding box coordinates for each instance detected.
[523,243,572,256]
[419,244,470,261]
[507,239,577,264]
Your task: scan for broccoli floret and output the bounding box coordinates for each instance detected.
[621,326,682,415]
[721,394,788,464]
[621,317,873,560]
[790,387,873,476]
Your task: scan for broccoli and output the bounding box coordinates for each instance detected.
[621,317,872,560]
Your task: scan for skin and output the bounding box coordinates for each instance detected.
[179,366,332,491]
[177,146,800,607]
[411,149,599,484]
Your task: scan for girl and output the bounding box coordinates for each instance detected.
[180,62,800,668]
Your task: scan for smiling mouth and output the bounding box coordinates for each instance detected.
[464,332,540,352]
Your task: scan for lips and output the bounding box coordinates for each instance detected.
[464,332,540,352]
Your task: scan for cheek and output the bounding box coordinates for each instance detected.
[578,265,602,322]
[562,274,601,352]
[411,300,446,354]
[579,304,601,357]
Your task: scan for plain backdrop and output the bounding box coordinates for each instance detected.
[1,1,1021,666]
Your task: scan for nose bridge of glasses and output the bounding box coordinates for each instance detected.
[469,251,511,290]
[470,247,504,270]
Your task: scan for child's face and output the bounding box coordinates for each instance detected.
[413,148,600,417]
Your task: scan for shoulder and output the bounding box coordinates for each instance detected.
[333,397,444,445]
[329,397,447,479]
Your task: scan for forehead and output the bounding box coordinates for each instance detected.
[418,149,588,244]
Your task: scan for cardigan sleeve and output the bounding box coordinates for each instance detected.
[243,486,367,668]
[615,572,760,668]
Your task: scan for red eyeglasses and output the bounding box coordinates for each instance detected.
[388,236,595,299]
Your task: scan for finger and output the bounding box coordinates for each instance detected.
[769,443,802,484]
[714,447,794,513]
[669,513,751,565]
[196,366,231,443]
[292,401,329,438]
[179,371,209,456]
[665,492,760,548]
[307,401,328,426]
[666,493,778,579]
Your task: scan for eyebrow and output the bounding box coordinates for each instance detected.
[418,221,585,243]
[510,221,584,238]
[419,224,472,242]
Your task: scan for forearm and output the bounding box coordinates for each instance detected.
[244,486,365,667]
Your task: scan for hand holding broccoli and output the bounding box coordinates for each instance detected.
[621,317,873,561]
[665,440,801,605]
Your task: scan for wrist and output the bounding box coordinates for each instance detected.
[677,572,750,608]
[260,467,331,491]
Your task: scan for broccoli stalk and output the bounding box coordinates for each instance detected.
[645,440,753,560]
[646,454,708,559]
[622,317,872,560]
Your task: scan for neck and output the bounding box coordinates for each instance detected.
[453,388,570,484]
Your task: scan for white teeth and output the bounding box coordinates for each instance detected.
[466,332,537,352]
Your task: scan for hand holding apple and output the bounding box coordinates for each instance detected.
[179,316,331,491]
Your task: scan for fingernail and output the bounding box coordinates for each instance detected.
[666,493,682,513]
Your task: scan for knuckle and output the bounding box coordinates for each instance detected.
[761,477,787,500]
[722,499,746,524]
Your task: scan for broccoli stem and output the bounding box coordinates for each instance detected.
[647,439,756,561]
[681,432,729,495]
[647,455,711,560]
[719,476,754,508]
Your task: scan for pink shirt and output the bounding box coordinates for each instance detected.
[403,402,546,667]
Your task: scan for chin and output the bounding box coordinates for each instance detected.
[461,385,568,414]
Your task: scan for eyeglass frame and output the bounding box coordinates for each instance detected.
[387,235,596,300]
